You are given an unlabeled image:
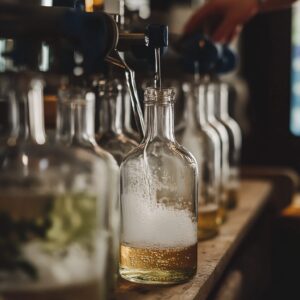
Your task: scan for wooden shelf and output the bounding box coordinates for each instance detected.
[114,179,272,300]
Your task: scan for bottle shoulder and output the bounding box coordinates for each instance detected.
[121,139,198,169]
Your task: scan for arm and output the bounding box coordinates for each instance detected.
[184,0,299,43]
[261,0,297,11]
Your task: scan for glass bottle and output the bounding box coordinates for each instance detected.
[96,79,138,165]
[206,83,230,223]
[120,87,198,284]
[56,85,120,289]
[178,82,221,240]
[0,73,108,300]
[215,83,242,209]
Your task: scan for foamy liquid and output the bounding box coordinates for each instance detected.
[122,193,197,248]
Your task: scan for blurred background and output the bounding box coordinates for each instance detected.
[1,1,300,300]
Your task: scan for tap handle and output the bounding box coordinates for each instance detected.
[145,24,168,49]
[215,45,238,74]
[179,33,220,74]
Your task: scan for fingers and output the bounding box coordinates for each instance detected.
[211,14,239,43]
[227,25,243,43]
[183,2,218,35]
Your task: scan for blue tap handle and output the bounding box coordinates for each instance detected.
[215,45,238,74]
[180,34,219,74]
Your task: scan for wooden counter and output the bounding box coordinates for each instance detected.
[115,180,272,300]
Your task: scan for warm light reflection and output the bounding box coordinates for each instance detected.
[85,0,104,12]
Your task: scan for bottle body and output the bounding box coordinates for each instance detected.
[56,84,120,290]
[0,145,108,300]
[120,88,198,284]
[179,83,221,241]
[0,74,108,300]
[217,83,242,209]
[206,83,230,223]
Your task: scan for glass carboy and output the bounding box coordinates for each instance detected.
[0,73,108,300]
[120,87,198,284]
[178,82,221,240]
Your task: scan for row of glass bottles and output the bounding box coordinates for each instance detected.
[93,76,242,244]
[62,76,241,283]
[178,79,242,241]
[0,72,241,292]
[57,78,199,284]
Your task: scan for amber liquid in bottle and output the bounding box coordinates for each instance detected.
[120,243,197,284]
[198,204,219,241]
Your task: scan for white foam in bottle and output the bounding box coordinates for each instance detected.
[122,193,197,248]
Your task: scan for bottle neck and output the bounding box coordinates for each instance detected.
[27,79,47,144]
[144,102,175,142]
[206,85,217,123]
[57,89,96,146]
[196,85,207,126]
[98,90,123,135]
[219,83,229,120]
[183,90,197,129]
[14,77,46,145]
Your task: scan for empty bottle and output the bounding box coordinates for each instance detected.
[178,82,221,240]
[206,83,230,223]
[215,83,242,209]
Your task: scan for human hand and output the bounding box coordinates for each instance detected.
[184,0,260,43]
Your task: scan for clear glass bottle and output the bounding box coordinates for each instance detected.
[96,79,138,165]
[178,82,221,240]
[0,73,108,300]
[120,87,198,284]
[206,83,230,223]
[215,83,242,209]
[56,85,120,289]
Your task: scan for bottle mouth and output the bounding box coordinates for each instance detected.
[58,87,95,107]
[97,79,122,98]
[144,87,175,104]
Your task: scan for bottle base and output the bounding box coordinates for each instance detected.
[217,206,227,225]
[226,189,239,210]
[119,267,196,285]
[198,228,219,241]
[119,243,197,285]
